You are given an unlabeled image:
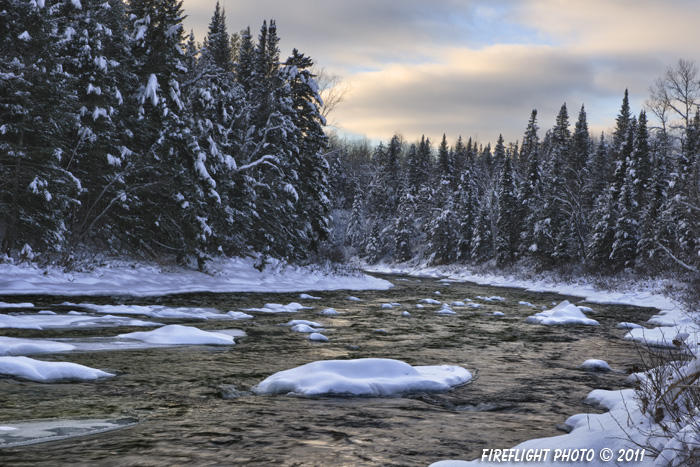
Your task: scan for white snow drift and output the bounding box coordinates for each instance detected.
[0,356,114,382]
[526,300,600,326]
[252,358,472,397]
[117,324,236,345]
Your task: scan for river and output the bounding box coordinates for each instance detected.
[0,274,656,466]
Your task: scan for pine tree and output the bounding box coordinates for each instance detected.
[495,156,520,266]
[519,109,539,178]
[471,199,493,263]
[0,0,80,253]
[201,2,232,72]
[282,48,331,253]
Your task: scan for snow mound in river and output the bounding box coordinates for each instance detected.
[252,358,472,397]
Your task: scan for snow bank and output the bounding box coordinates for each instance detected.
[430,388,651,467]
[117,324,235,345]
[526,301,600,326]
[0,257,392,297]
[252,358,472,397]
[0,356,113,382]
[0,336,75,356]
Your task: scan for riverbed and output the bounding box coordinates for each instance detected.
[0,274,656,466]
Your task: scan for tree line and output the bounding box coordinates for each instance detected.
[0,0,330,269]
[327,62,700,278]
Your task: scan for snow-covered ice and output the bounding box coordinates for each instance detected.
[0,356,114,382]
[0,418,136,448]
[346,296,363,302]
[617,322,644,330]
[241,302,312,313]
[581,359,612,372]
[0,336,75,356]
[526,301,600,326]
[308,333,328,342]
[493,311,505,317]
[76,303,241,320]
[320,308,339,315]
[436,304,456,315]
[381,303,394,309]
[299,293,321,300]
[0,301,34,308]
[252,358,472,397]
[420,298,441,305]
[117,324,236,345]
[0,312,161,330]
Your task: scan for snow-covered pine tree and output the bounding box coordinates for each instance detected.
[437,134,454,186]
[610,131,639,271]
[282,48,332,254]
[518,109,539,178]
[393,189,415,263]
[200,2,232,72]
[470,198,494,263]
[0,0,81,254]
[57,0,139,251]
[495,155,520,266]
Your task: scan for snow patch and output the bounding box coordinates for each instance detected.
[252,358,472,397]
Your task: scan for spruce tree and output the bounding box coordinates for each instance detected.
[495,156,520,266]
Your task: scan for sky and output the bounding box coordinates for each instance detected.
[182,0,700,147]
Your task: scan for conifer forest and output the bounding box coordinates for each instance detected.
[1,0,699,283]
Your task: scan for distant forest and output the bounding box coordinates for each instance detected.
[1,0,699,281]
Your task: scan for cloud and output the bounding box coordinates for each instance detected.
[182,0,700,145]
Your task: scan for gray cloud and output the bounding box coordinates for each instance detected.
[182,0,700,146]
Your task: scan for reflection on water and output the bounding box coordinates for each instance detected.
[0,275,656,466]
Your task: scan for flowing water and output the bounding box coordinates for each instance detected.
[0,274,657,466]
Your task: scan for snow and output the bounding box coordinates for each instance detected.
[0,356,113,382]
[617,321,644,329]
[420,298,442,305]
[142,74,159,106]
[242,302,311,313]
[286,319,322,328]
[0,301,34,308]
[493,311,505,317]
[18,31,31,41]
[299,293,321,300]
[381,303,394,309]
[581,359,612,371]
[290,324,318,333]
[0,257,391,297]
[0,336,75,356]
[320,308,339,315]
[436,304,456,315]
[77,303,237,320]
[525,300,600,326]
[252,358,472,397]
[346,296,363,302]
[308,333,328,342]
[0,312,160,330]
[117,324,235,345]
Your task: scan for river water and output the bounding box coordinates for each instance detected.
[0,274,656,466]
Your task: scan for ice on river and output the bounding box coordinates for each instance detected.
[0,312,161,330]
[241,302,312,313]
[526,301,600,326]
[0,336,76,356]
[252,358,472,397]
[118,324,236,345]
[0,356,114,382]
[73,303,248,320]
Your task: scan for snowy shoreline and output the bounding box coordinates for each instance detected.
[0,257,393,297]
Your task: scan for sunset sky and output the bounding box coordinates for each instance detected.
[182,0,700,146]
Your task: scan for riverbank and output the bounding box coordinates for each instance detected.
[0,257,393,297]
